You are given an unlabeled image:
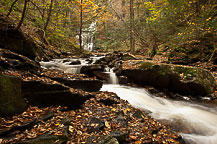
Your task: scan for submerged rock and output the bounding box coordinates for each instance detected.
[122,61,217,97]
[0,73,27,117]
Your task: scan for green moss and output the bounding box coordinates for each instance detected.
[174,66,197,80]
[139,62,171,75]
[139,62,154,70]
[136,61,217,95]
[0,73,26,117]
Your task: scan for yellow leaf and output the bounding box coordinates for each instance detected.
[135,140,142,144]
[111,108,116,111]
[105,121,110,128]
[69,126,74,133]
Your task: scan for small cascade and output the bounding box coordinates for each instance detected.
[105,67,119,84]
[64,66,81,74]
[39,55,104,74]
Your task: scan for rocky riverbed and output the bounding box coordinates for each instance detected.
[0,48,185,143]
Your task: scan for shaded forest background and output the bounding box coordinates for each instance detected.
[0,0,217,63]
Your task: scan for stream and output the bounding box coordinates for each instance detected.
[101,84,217,144]
[40,57,217,144]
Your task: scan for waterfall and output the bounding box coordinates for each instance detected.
[81,22,96,51]
[105,67,119,84]
[101,84,217,144]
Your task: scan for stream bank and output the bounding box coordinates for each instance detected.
[0,50,183,143]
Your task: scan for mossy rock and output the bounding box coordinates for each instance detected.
[123,61,217,97]
[0,73,27,117]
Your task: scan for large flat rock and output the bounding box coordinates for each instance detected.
[22,79,85,109]
[122,61,217,96]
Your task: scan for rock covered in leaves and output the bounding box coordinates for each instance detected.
[122,60,217,97]
[0,81,182,144]
[0,73,27,117]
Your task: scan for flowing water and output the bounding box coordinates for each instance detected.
[40,57,217,144]
[40,56,103,74]
[105,67,119,84]
[101,84,217,144]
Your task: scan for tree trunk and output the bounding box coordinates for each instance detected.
[79,0,83,50]
[130,0,135,54]
[16,0,29,29]
[44,0,54,32]
[7,0,18,17]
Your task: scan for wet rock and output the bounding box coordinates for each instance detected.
[93,71,109,81]
[80,64,104,75]
[98,98,119,106]
[86,135,119,144]
[114,111,128,127]
[87,117,105,133]
[86,58,93,64]
[62,59,70,63]
[53,78,103,92]
[69,60,81,65]
[22,80,85,109]
[0,73,27,117]
[118,76,128,84]
[122,61,217,97]
[110,131,128,143]
[133,110,147,119]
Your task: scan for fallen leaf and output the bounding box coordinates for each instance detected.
[69,126,74,133]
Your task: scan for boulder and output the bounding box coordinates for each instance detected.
[80,64,104,75]
[93,71,110,81]
[122,61,217,96]
[22,80,85,109]
[87,117,105,133]
[0,14,51,61]
[110,131,129,143]
[0,73,27,117]
[69,60,81,65]
[118,76,128,84]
